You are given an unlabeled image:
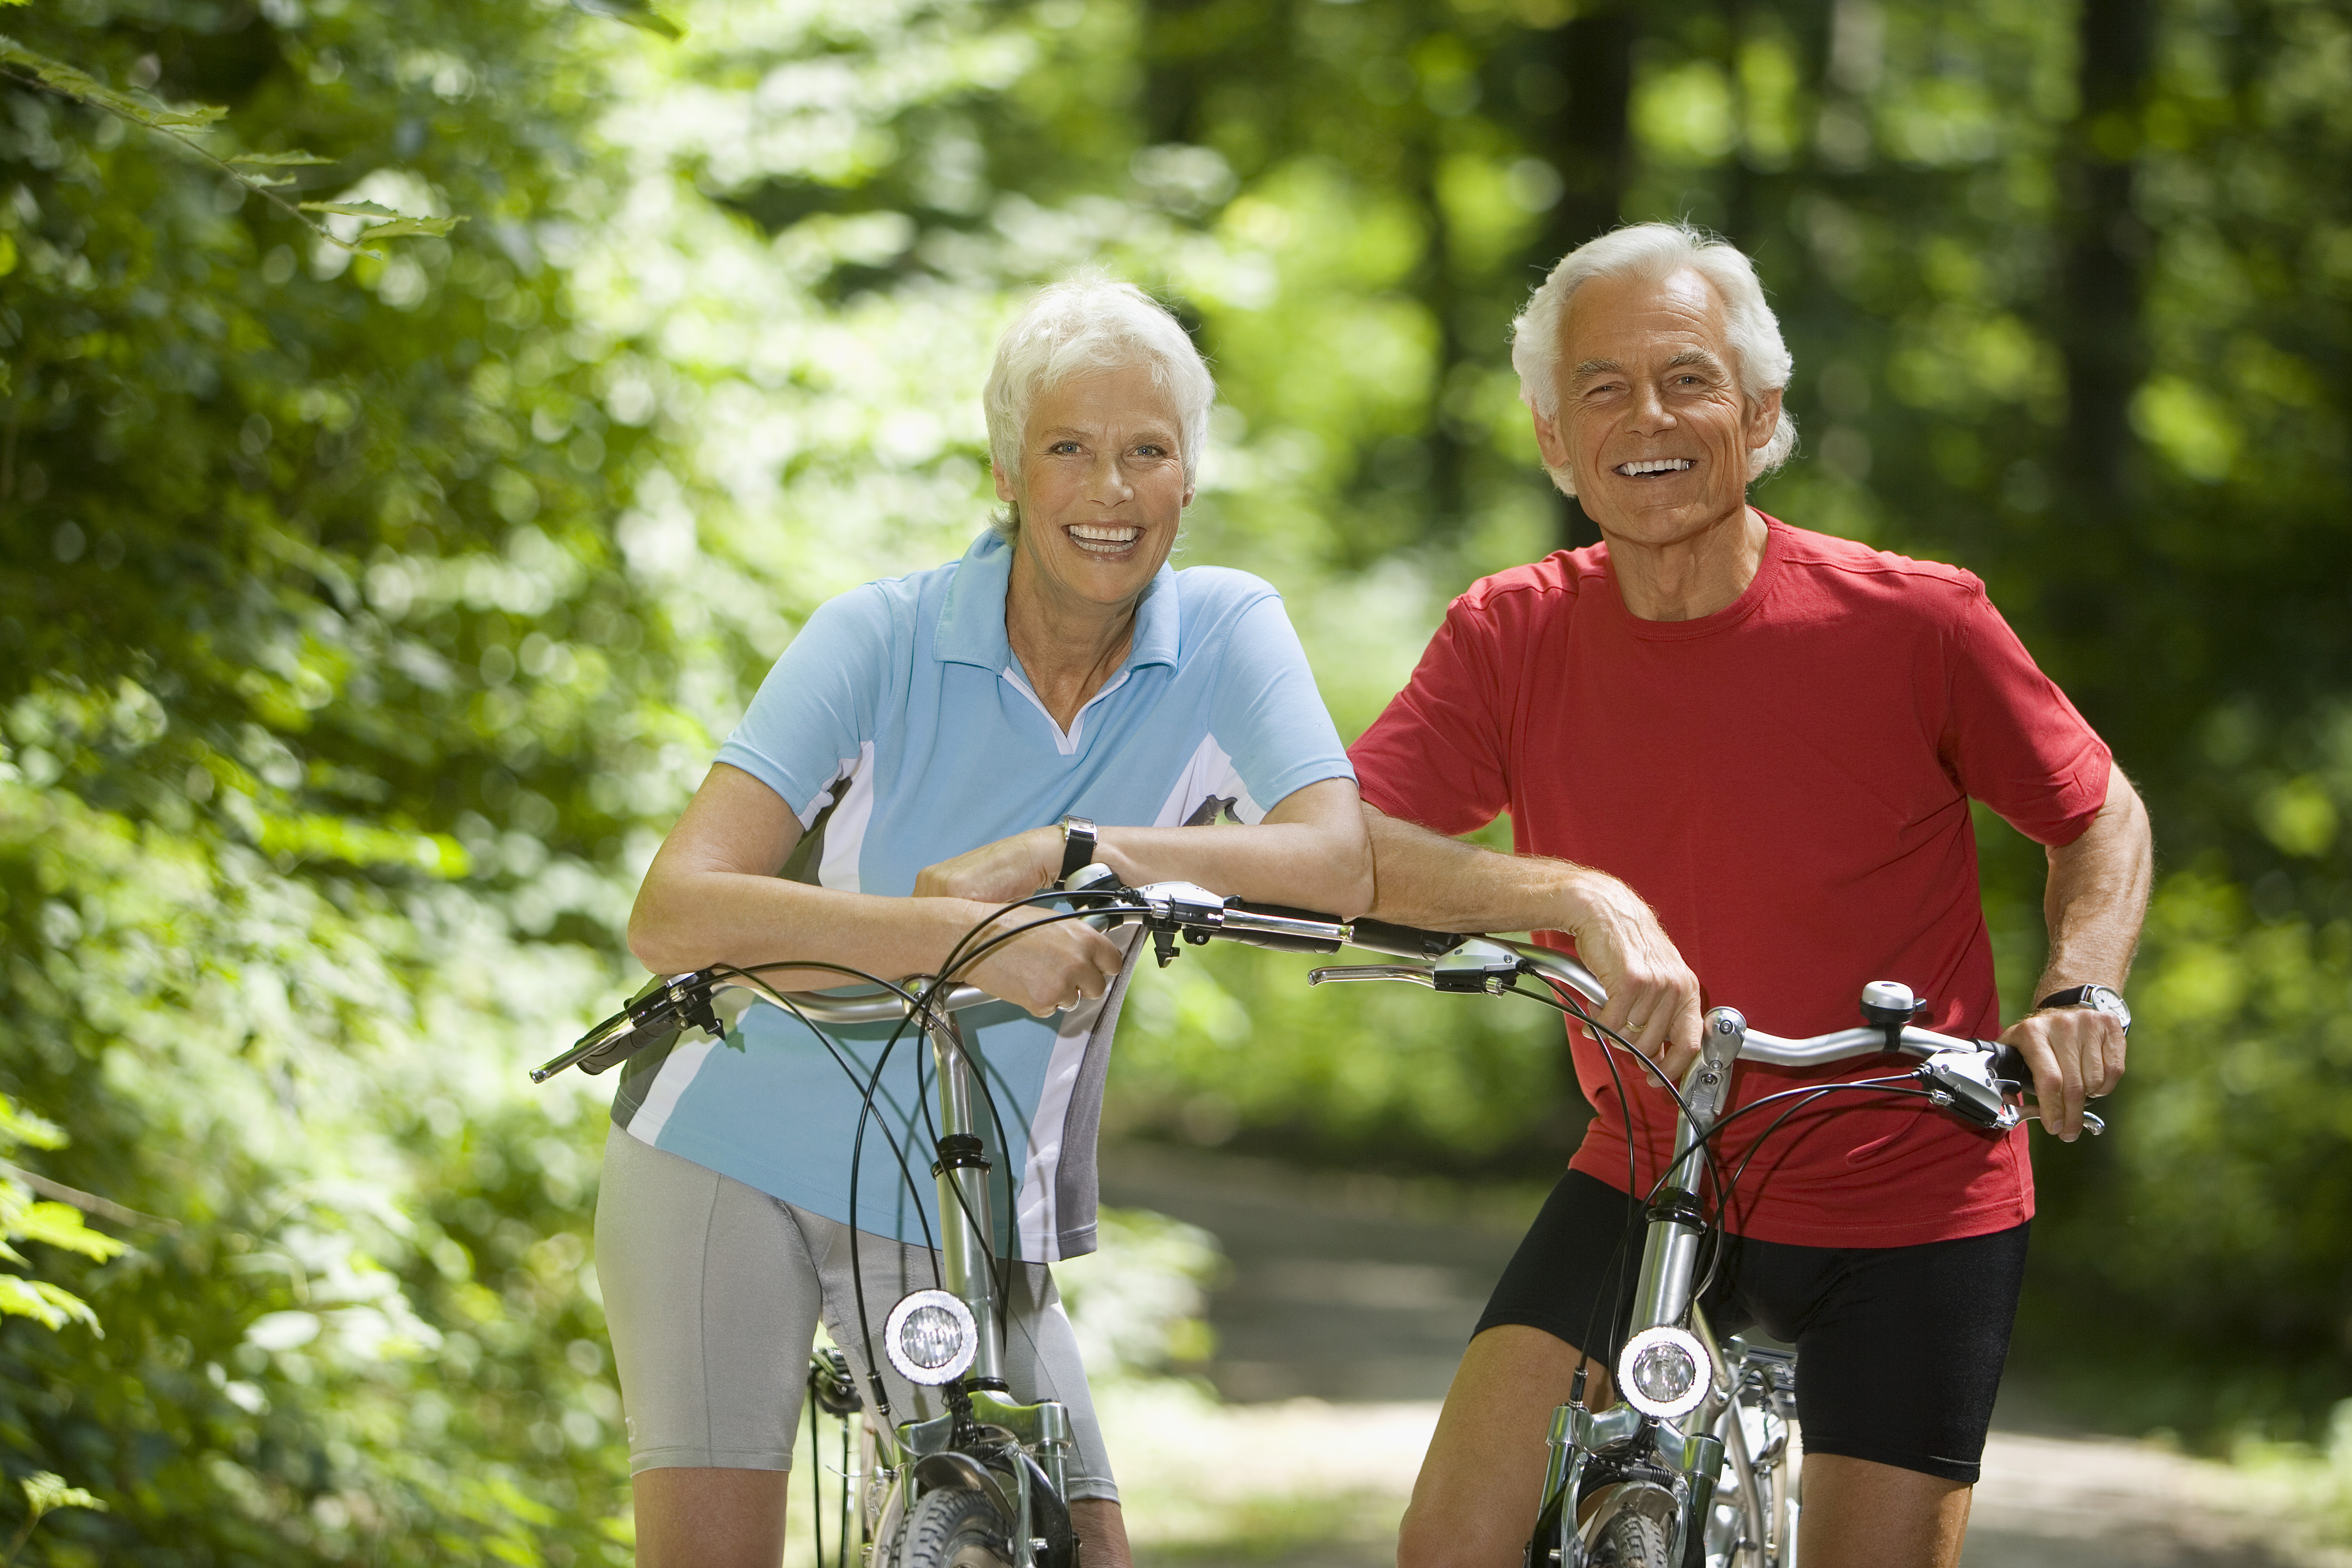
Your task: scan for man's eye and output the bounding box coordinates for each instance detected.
[1049,440,1082,454]
[1132,444,1167,458]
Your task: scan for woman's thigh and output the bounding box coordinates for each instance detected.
[594,1125,825,1474]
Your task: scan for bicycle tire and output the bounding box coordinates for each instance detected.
[1589,1507,1672,1568]
[1585,1484,1676,1568]
[897,1485,1013,1568]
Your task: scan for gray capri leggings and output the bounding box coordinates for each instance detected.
[593,1127,1118,1501]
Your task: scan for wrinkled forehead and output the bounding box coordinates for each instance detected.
[1024,362,1185,436]
[1555,266,1735,374]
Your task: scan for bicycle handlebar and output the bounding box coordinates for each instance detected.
[535,874,2071,1135]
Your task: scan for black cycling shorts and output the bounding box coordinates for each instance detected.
[1474,1169,2030,1484]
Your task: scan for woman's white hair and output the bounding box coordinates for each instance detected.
[984,275,1214,538]
[1509,221,1798,498]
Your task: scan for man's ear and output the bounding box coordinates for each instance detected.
[1532,407,1571,470]
[1747,386,1785,452]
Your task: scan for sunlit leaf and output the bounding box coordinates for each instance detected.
[0,36,228,129]
[230,150,336,167]
[20,1473,106,1518]
[360,214,468,240]
[298,199,402,218]
[0,1095,62,1153]
[0,1276,99,1334]
[570,0,685,41]
[8,1199,129,1264]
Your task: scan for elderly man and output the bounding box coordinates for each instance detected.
[1353,223,2152,1568]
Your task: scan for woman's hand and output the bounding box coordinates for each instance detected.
[958,903,1127,1017]
[915,827,1063,904]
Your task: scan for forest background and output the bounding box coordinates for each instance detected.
[1,0,2348,1561]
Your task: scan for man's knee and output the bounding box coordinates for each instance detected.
[1397,1327,1603,1568]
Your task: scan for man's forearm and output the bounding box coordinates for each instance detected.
[1362,807,1593,932]
[2035,763,2154,995]
[1360,803,1704,1062]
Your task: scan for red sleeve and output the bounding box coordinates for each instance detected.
[1940,583,2112,846]
[1348,593,1513,837]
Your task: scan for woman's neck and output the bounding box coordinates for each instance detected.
[1005,548,1140,730]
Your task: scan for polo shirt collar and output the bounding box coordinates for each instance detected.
[934,529,1180,674]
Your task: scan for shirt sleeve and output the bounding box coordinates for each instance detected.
[1940,584,2113,846]
[713,584,896,825]
[1206,592,1356,822]
[1347,593,1512,837]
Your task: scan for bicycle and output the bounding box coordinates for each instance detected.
[529,870,1469,1568]
[1301,932,2104,1568]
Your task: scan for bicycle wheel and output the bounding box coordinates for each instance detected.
[1587,1505,1672,1568]
[1584,1478,1679,1568]
[896,1485,1013,1568]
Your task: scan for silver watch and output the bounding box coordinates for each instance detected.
[2036,983,2131,1035]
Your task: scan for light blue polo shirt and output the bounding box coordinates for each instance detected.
[612,530,1353,1261]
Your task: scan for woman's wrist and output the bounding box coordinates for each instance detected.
[1085,827,1138,887]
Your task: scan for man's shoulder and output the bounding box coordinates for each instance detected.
[1764,517,1991,622]
[1450,543,1609,621]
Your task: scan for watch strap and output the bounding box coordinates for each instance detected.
[2036,983,2130,1032]
[1056,816,1097,888]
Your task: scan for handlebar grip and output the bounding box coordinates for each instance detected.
[1220,900,1345,955]
[1345,919,1470,961]
[1987,1042,2029,1085]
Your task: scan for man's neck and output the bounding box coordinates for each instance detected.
[1604,506,1769,622]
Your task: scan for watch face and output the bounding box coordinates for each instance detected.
[2088,987,2132,1029]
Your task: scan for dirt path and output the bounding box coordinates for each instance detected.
[1095,1142,2334,1568]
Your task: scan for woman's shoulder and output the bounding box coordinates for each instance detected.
[1168,561,1282,615]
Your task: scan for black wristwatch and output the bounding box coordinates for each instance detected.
[1055,816,1097,889]
[2036,983,2131,1036]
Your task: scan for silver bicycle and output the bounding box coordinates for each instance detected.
[1305,933,2102,1568]
[533,872,1469,1568]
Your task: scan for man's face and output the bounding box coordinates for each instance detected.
[1532,267,1783,550]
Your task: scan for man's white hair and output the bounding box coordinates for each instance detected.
[984,274,1214,538]
[1509,222,1798,498]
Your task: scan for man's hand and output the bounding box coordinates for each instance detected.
[915,827,1063,904]
[1555,869,1704,1081]
[1998,1006,2125,1142]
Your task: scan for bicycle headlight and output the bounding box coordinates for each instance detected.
[883,1289,978,1387]
[1617,1325,1712,1420]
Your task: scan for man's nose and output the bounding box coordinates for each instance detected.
[1628,381,1677,433]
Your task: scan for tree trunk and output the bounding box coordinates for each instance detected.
[2060,0,2158,539]
[1521,2,1637,549]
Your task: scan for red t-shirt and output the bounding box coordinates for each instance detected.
[1350,516,2112,1247]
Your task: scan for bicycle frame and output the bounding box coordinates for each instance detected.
[766,977,1078,1568]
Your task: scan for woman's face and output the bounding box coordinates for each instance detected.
[997,364,1192,614]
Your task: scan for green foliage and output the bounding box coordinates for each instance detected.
[0,1096,123,1336]
[5,1472,109,1568]
[1,11,2348,1564]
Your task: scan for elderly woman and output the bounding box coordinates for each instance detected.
[602,278,1373,1568]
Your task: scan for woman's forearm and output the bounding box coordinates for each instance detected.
[1095,779,1373,917]
[628,868,982,983]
